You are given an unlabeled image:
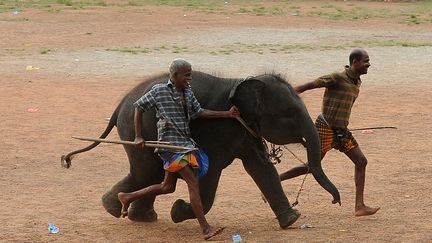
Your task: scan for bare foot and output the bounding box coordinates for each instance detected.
[355,205,380,216]
[203,226,226,241]
[117,192,131,218]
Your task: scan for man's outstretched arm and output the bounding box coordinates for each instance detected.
[294,80,321,94]
[198,106,240,119]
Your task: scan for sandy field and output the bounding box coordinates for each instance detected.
[0,1,431,242]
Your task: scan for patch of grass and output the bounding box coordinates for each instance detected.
[299,2,431,25]
[171,45,188,54]
[238,8,248,14]
[236,5,284,16]
[270,6,283,15]
[39,48,53,54]
[152,45,168,51]
[95,0,106,6]
[4,48,26,55]
[217,43,316,55]
[415,0,432,14]
[57,0,73,6]
[106,38,432,56]
[288,5,301,10]
[252,6,266,16]
[216,39,432,55]
[405,14,421,25]
[106,46,152,55]
[140,0,227,12]
[106,45,187,55]
[0,16,29,21]
[0,0,430,26]
[397,1,432,25]
[353,39,432,48]
[0,0,111,12]
[218,45,237,55]
[321,4,335,9]
[47,8,60,12]
[306,6,395,20]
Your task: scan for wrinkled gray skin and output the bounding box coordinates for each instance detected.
[62,71,340,229]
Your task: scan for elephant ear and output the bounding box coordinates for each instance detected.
[229,78,266,124]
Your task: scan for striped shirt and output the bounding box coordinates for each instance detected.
[134,80,203,151]
[316,66,361,128]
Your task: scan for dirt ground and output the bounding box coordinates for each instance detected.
[1,1,431,242]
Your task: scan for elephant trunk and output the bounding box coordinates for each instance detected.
[301,115,341,205]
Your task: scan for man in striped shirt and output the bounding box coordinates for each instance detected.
[118,58,239,240]
[280,49,380,217]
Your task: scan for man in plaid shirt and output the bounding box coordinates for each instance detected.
[118,58,239,240]
[280,49,380,217]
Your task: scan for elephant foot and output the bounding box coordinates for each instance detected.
[171,199,193,223]
[102,191,158,222]
[128,208,158,222]
[101,175,137,218]
[277,208,301,229]
[102,191,122,218]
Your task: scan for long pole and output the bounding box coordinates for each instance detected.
[349,126,397,131]
[72,136,193,151]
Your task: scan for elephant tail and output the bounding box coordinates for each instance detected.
[61,110,118,168]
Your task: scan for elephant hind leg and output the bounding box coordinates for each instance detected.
[102,176,134,218]
[102,175,158,222]
[128,199,158,222]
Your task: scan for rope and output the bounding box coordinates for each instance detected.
[234,117,309,207]
[267,143,283,164]
[264,142,309,207]
[282,145,309,207]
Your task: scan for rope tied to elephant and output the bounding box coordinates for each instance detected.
[236,116,310,207]
[262,140,309,207]
[282,145,310,207]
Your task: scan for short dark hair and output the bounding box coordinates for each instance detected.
[349,49,365,65]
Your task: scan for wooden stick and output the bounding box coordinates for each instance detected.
[349,126,397,131]
[71,136,191,151]
[143,140,170,145]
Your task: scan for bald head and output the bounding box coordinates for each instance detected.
[348,48,370,76]
[349,48,368,66]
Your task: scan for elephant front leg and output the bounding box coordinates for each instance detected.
[170,170,221,223]
[101,174,158,222]
[242,157,301,229]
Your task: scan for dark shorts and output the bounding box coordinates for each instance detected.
[315,115,358,154]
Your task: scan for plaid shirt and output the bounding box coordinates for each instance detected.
[134,80,203,151]
[316,66,361,128]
